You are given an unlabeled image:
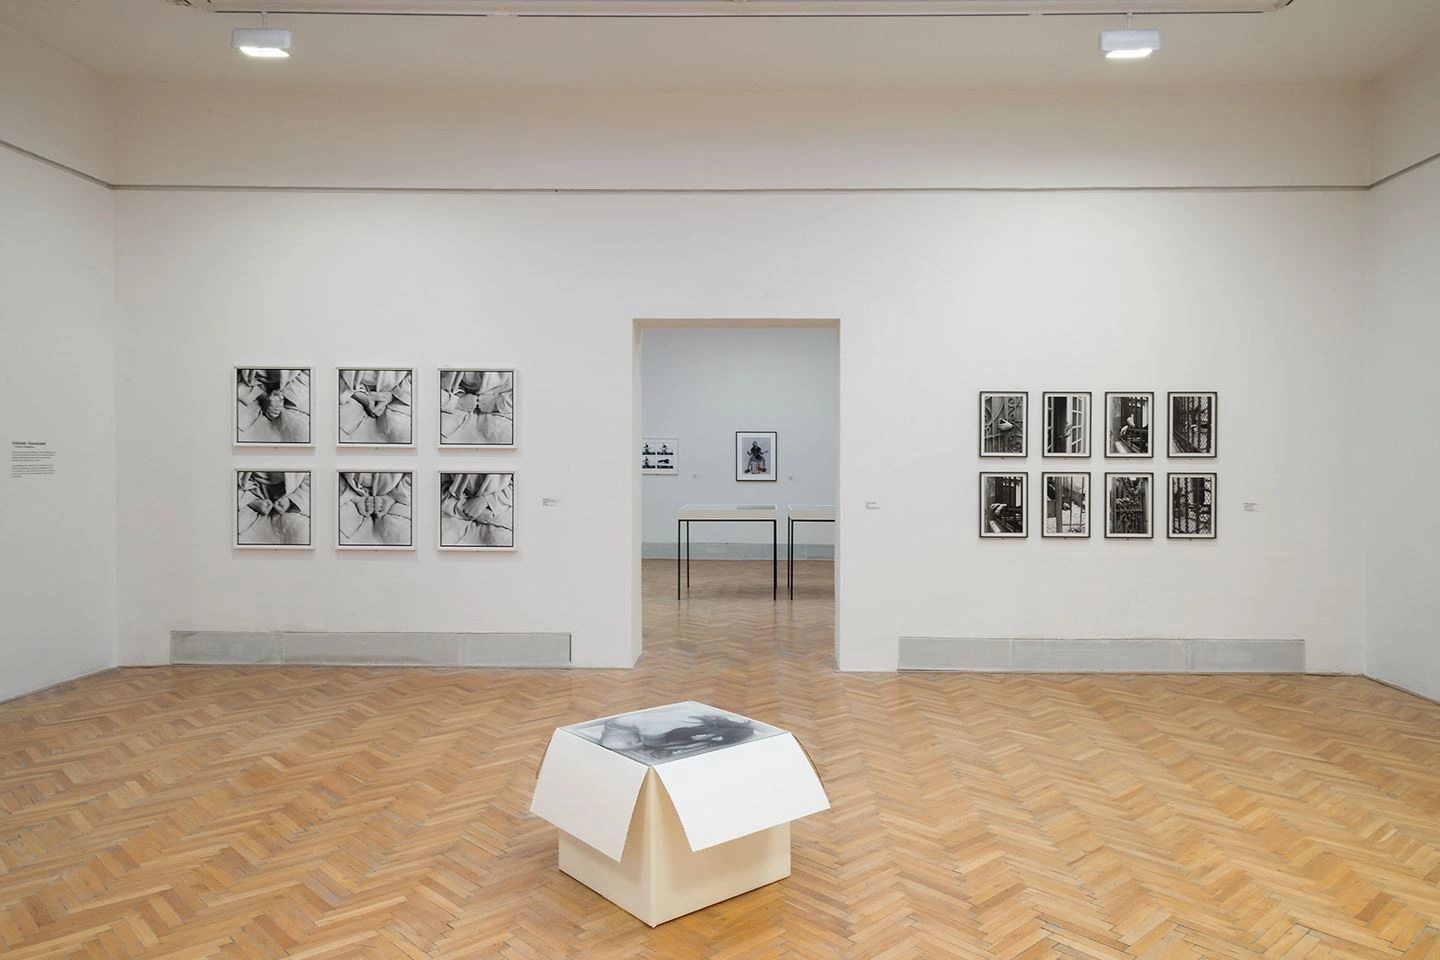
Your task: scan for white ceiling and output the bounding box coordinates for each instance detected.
[1,0,1438,90]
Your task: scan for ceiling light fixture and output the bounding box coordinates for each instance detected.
[1100,13,1160,59]
[232,12,292,58]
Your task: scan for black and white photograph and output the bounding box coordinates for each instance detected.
[439,368,515,448]
[641,437,678,475]
[566,701,784,766]
[235,470,312,549]
[338,368,414,446]
[1105,391,1154,458]
[1169,391,1218,458]
[1042,391,1090,458]
[439,472,515,550]
[1169,472,1217,539]
[979,391,1027,457]
[1042,472,1090,538]
[1105,472,1154,539]
[337,471,414,549]
[980,472,1027,538]
[235,367,312,445]
[736,431,777,481]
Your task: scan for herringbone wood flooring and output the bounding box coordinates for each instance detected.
[3,559,1440,959]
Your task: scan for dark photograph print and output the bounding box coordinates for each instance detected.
[235,470,312,549]
[337,471,414,549]
[338,368,415,446]
[1042,472,1090,539]
[736,431,777,481]
[980,472,1027,538]
[641,437,678,475]
[567,701,784,766]
[439,472,515,550]
[979,391,1027,457]
[1169,472,1217,539]
[1042,391,1090,458]
[1169,391,1218,458]
[1105,472,1154,539]
[1105,391,1154,458]
[235,367,312,445]
[439,368,515,447]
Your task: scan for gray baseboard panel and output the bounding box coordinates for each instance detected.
[171,631,571,667]
[898,637,1304,673]
[642,541,835,560]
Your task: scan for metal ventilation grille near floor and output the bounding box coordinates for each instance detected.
[898,636,1304,672]
[172,631,571,667]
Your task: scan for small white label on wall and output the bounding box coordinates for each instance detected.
[10,441,56,479]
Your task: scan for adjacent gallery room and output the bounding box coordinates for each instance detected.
[2,0,1439,956]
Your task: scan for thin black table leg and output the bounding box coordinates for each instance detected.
[787,518,793,600]
[772,519,777,600]
[676,519,681,599]
[686,521,690,588]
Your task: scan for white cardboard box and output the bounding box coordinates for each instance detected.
[530,702,830,926]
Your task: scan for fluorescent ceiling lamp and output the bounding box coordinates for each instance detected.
[233,26,293,58]
[1100,27,1160,59]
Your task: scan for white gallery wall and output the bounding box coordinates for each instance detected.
[1366,41,1440,702]
[641,326,838,554]
[0,25,118,700]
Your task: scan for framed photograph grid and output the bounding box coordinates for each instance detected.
[642,438,678,475]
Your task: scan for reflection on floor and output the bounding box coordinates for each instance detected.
[2,559,1438,959]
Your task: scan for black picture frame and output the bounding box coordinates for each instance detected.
[980,471,1028,538]
[736,431,777,482]
[1040,471,1090,539]
[439,472,517,550]
[1104,472,1154,539]
[1104,391,1154,459]
[1041,391,1091,458]
[979,391,1028,458]
[1168,391,1218,458]
[1168,472,1217,540]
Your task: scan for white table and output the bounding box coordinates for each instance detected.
[786,505,835,599]
[677,504,778,600]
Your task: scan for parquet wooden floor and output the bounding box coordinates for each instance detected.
[4,560,1440,959]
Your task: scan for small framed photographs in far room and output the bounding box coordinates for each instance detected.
[438,368,516,448]
[1169,391,1217,458]
[337,471,414,550]
[1041,472,1090,539]
[736,431,777,481]
[439,472,516,551]
[1104,472,1154,539]
[1104,391,1154,458]
[979,472,1027,538]
[235,470,313,549]
[979,391,1027,457]
[1168,472,1217,540]
[641,437,678,475]
[337,367,415,447]
[235,367,312,446]
[1041,391,1090,458]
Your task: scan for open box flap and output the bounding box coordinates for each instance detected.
[530,729,648,861]
[654,732,829,852]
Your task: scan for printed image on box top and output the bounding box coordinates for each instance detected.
[566,701,785,766]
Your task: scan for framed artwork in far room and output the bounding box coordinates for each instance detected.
[1104,472,1154,539]
[736,431,777,481]
[439,472,516,551]
[1168,472,1217,540]
[979,391,1027,457]
[1042,391,1090,458]
[1169,391,1217,458]
[1041,472,1090,539]
[979,472,1027,538]
[1104,391,1154,458]
[641,437,678,475]
[235,470,313,550]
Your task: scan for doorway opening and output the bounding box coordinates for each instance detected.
[634,319,840,670]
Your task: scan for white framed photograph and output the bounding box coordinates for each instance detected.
[235,367,312,446]
[439,368,515,448]
[979,472,1027,538]
[1041,471,1090,539]
[1168,472,1217,540]
[979,391,1027,458]
[1104,472,1154,539]
[1042,391,1090,458]
[235,470,313,549]
[338,367,415,447]
[736,431,776,481]
[337,471,414,550]
[641,437,678,475]
[439,472,516,551]
[1169,391,1218,458]
[1104,391,1154,458]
